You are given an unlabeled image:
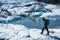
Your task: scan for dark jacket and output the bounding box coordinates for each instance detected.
[43,18,49,27]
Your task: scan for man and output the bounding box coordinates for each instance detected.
[41,17,49,35]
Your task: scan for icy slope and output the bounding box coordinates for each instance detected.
[0,1,49,23]
[0,24,60,40]
[0,0,34,4]
[0,1,60,21]
[0,0,60,28]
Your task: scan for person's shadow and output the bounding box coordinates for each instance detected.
[49,35,60,40]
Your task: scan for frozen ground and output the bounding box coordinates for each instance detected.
[0,24,60,40]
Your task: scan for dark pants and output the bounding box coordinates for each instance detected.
[41,23,49,35]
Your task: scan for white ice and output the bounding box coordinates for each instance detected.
[0,24,60,40]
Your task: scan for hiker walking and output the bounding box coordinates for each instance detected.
[41,17,49,35]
